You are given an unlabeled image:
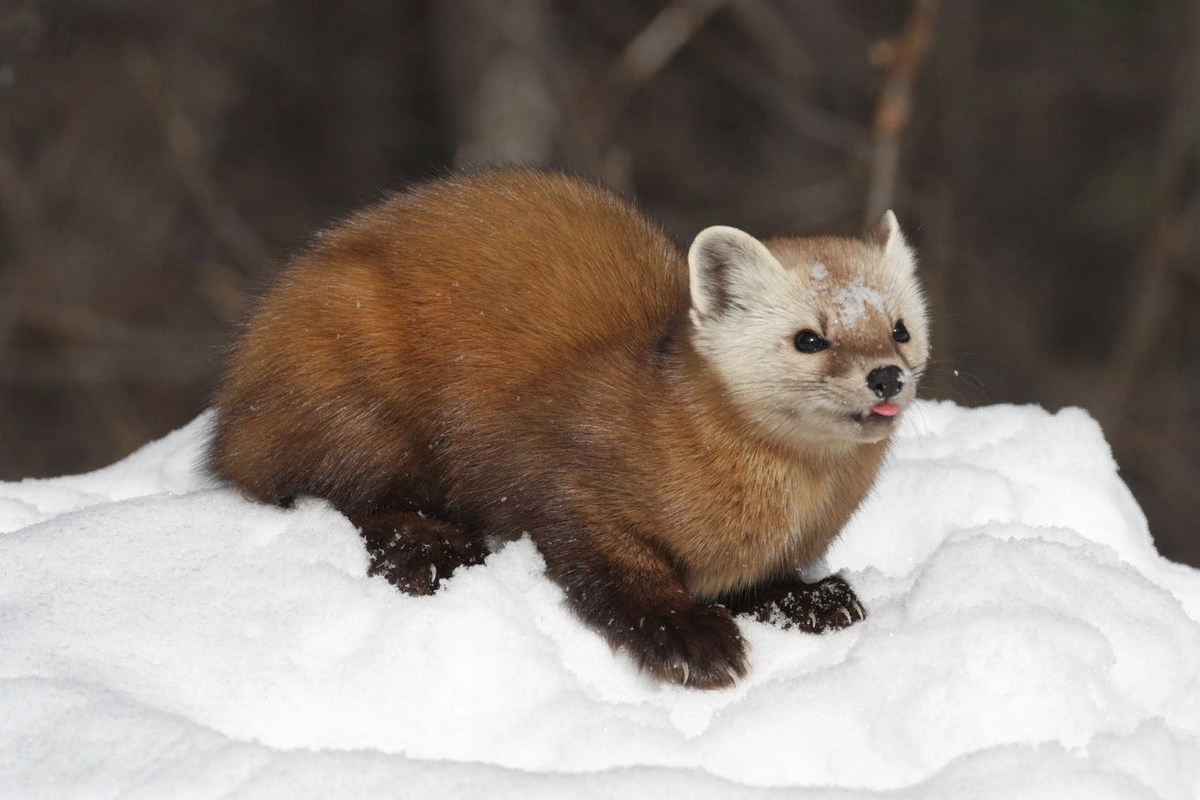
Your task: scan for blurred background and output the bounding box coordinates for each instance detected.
[1,0,1197,564]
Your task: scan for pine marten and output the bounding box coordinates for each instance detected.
[208,168,929,689]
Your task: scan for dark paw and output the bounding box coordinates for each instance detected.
[360,513,487,596]
[733,575,867,633]
[616,604,748,689]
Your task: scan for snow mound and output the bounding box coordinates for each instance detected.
[2,401,1199,799]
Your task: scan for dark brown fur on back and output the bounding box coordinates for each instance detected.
[209,168,888,688]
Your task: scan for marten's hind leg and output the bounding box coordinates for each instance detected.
[720,575,866,633]
[353,510,488,595]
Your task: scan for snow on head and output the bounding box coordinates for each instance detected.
[3,401,1200,799]
[809,262,828,281]
[830,271,889,327]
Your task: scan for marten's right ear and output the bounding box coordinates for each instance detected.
[688,226,783,320]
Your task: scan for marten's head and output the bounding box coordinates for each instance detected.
[687,212,929,446]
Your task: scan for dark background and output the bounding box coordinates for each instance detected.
[2,0,1197,565]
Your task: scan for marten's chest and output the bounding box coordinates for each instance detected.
[664,450,880,599]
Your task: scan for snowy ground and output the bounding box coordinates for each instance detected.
[2,400,1199,799]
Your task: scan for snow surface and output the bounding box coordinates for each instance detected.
[3,400,1200,799]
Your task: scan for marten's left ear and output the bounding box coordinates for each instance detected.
[866,210,917,280]
[688,226,784,320]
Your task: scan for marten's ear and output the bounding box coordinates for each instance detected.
[688,226,783,320]
[866,210,917,280]
[865,209,900,249]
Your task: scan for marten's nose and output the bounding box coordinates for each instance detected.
[867,366,903,399]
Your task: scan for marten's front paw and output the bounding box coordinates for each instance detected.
[734,575,867,633]
[617,604,748,689]
[360,513,487,596]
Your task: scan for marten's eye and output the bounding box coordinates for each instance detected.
[793,330,828,354]
[892,320,910,343]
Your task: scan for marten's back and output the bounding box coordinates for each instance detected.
[209,169,684,516]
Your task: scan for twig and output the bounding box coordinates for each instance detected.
[604,0,728,92]
[738,172,859,230]
[727,0,813,90]
[122,45,272,275]
[695,32,866,153]
[574,0,852,182]
[567,0,729,186]
[864,0,939,226]
[0,146,42,243]
[2,344,218,384]
[1092,0,1200,429]
[2,299,220,384]
[1092,194,1200,429]
[921,0,981,375]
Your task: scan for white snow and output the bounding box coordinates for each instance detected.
[831,272,889,327]
[3,400,1200,799]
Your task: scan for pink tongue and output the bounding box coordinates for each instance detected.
[871,402,899,417]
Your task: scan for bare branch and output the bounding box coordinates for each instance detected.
[123,45,272,275]
[864,0,939,226]
[1092,0,1200,429]
[605,0,728,91]
[727,0,813,90]
[694,32,866,152]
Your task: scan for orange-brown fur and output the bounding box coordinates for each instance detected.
[209,168,904,688]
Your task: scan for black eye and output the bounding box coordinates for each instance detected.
[892,320,910,343]
[793,329,828,354]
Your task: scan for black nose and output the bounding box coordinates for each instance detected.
[867,365,904,399]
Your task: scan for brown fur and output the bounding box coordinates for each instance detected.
[209,168,895,688]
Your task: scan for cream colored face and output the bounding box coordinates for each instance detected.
[687,215,929,446]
